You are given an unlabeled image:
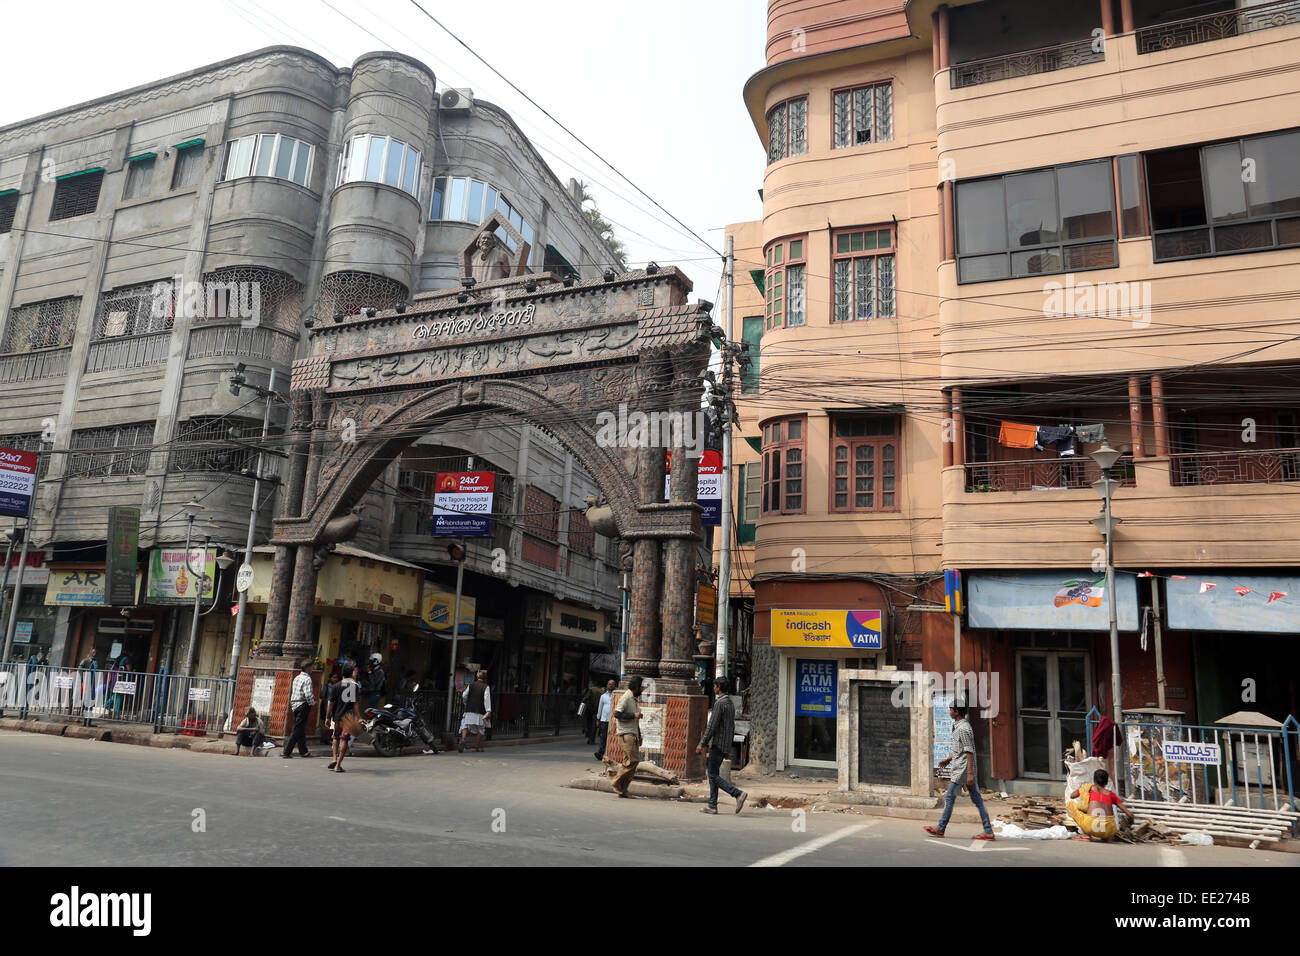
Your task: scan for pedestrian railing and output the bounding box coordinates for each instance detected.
[409,689,584,740]
[0,664,235,737]
[1086,707,1298,830]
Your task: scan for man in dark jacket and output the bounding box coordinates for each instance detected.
[696,677,746,814]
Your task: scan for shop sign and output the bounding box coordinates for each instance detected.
[1163,741,1221,765]
[14,621,33,643]
[45,567,108,606]
[114,681,137,696]
[549,601,606,646]
[431,471,495,537]
[107,506,140,606]
[1165,574,1300,634]
[663,450,722,525]
[477,616,505,642]
[188,688,212,701]
[771,609,883,649]
[967,571,1139,632]
[146,548,215,605]
[696,584,716,626]
[420,587,476,636]
[0,446,37,519]
[523,594,548,634]
[4,551,49,587]
[54,675,75,689]
[795,659,837,718]
[640,702,664,751]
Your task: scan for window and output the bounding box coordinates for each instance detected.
[567,508,594,557]
[170,417,266,474]
[1146,128,1300,261]
[171,143,205,189]
[338,134,421,198]
[955,159,1117,283]
[766,96,808,165]
[761,417,805,514]
[738,462,761,544]
[222,134,313,188]
[0,191,16,233]
[49,169,104,220]
[2,296,80,352]
[764,235,806,330]
[522,486,560,570]
[833,82,893,148]
[741,316,762,393]
[122,156,155,201]
[831,416,898,513]
[68,423,154,479]
[429,175,534,253]
[93,281,174,339]
[833,226,896,321]
[1116,154,1148,238]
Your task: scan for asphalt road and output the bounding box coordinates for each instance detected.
[2,732,1296,868]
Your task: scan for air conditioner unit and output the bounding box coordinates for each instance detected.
[439,88,473,112]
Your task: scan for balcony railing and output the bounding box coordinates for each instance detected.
[1171,446,1300,486]
[85,331,172,373]
[1137,0,1300,55]
[965,457,1136,493]
[949,38,1104,90]
[1153,215,1300,262]
[0,346,71,383]
[187,323,298,366]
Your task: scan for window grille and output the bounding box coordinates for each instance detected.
[123,157,155,200]
[317,271,407,320]
[766,97,807,164]
[68,423,154,479]
[2,296,80,352]
[50,171,104,220]
[93,281,175,339]
[198,266,303,331]
[833,83,893,148]
[169,416,271,474]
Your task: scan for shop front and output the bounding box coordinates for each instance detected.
[3,550,52,662]
[45,564,158,671]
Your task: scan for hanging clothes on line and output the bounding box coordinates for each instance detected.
[1036,424,1076,457]
[1074,423,1105,443]
[998,421,1038,449]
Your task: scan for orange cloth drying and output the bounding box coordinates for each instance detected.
[998,421,1038,449]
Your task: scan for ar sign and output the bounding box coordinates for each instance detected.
[1163,741,1221,765]
[0,447,38,519]
[795,660,837,718]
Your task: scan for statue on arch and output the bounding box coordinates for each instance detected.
[471,232,511,284]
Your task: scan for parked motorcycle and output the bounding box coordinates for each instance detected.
[364,684,438,756]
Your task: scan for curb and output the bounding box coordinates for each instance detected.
[568,776,685,799]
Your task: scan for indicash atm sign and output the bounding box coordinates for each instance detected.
[771,609,883,649]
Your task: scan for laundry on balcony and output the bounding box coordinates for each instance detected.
[997,420,1038,449]
[1035,424,1076,457]
[1073,423,1105,443]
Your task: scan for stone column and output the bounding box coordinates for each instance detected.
[282,543,318,662]
[259,391,311,657]
[658,438,699,684]
[624,443,663,679]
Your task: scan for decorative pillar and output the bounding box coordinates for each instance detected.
[282,543,319,662]
[1120,0,1134,33]
[659,438,699,683]
[625,443,665,679]
[259,391,311,657]
[943,392,954,468]
[1151,374,1169,457]
[258,545,295,659]
[1127,375,1146,458]
[1100,0,1115,37]
[942,180,955,261]
[932,12,942,74]
[937,5,950,70]
[952,387,966,467]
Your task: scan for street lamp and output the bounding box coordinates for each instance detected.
[444,541,466,733]
[178,506,210,677]
[1089,442,1123,730]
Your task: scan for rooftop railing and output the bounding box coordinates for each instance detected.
[1137,0,1300,54]
[949,37,1104,90]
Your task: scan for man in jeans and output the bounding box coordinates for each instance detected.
[594,679,616,761]
[696,677,747,814]
[924,700,994,840]
[281,659,316,759]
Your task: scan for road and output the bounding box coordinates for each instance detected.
[2,732,1295,868]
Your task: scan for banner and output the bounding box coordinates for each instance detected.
[794,659,837,717]
[107,506,140,606]
[146,548,215,604]
[0,446,37,519]
[432,471,495,537]
[771,609,883,649]
[45,567,109,606]
[420,587,476,636]
[664,450,721,525]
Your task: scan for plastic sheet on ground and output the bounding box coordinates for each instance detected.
[993,821,1073,840]
[1179,830,1214,846]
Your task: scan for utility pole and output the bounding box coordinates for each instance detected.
[229,367,277,679]
[716,235,735,681]
[1089,442,1123,730]
[445,541,466,733]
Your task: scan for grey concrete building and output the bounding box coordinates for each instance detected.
[0,46,624,688]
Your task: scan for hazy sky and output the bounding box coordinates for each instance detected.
[0,0,769,299]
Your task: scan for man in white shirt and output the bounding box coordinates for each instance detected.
[594,679,616,761]
[458,670,492,753]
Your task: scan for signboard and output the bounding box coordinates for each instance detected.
[1163,741,1221,765]
[1166,574,1300,634]
[795,659,837,718]
[14,621,33,643]
[236,563,254,594]
[54,675,75,690]
[146,548,216,604]
[107,506,140,606]
[4,551,49,587]
[663,450,721,525]
[250,676,275,714]
[967,571,1140,632]
[420,587,476,636]
[944,570,962,615]
[188,687,212,702]
[549,601,606,646]
[477,617,505,642]
[771,608,883,649]
[114,681,137,696]
[932,692,955,780]
[45,567,109,606]
[0,446,38,519]
[432,471,495,536]
[640,702,664,752]
[696,584,716,627]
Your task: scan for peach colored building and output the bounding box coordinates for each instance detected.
[725,0,1300,790]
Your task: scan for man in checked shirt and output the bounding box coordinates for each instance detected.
[924,699,994,840]
[281,658,316,759]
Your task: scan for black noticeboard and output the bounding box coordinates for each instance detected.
[857,681,912,787]
[107,506,140,607]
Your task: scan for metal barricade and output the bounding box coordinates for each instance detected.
[408,688,585,740]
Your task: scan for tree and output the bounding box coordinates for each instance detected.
[575,180,627,270]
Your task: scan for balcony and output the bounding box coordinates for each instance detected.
[965,456,1136,493]
[0,346,71,384]
[949,38,1104,90]
[187,323,298,366]
[1171,445,1300,486]
[1136,0,1300,55]
[84,331,172,373]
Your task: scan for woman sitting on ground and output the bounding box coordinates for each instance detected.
[1066,768,1135,840]
[234,707,263,756]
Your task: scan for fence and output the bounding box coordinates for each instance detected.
[0,664,235,736]
[1086,708,1298,826]
[409,689,583,740]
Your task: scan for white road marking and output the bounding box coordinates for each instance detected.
[327,815,347,822]
[1160,847,1187,867]
[748,822,876,867]
[925,839,1028,853]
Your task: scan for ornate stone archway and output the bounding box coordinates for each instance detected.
[255,259,717,776]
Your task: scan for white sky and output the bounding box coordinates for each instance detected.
[0,0,769,300]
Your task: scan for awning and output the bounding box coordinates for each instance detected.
[967,571,1140,632]
[544,244,579,277]
[127,152,157,162]
[749,269,765,295]
[54,167,105,181]
[172,138,205,149]
[1165,574,1300,634]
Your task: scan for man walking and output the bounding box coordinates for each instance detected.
[581,681,603,745]
[282,658,315,758]
[458,669,491,753]
[77,647,98,726]
[924,700,994,840]
[326,664,360,772]
[594,678,616,761]
[366,653,386,711]
[610,676,644,798]
[696,677,747,814]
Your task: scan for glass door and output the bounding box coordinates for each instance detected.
[1017,650,1091,779]
[787,658,838,767]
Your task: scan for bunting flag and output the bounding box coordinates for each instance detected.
[1234,586,1253,597]
[1137,571,1154,578]
[1199,582,1216,593]
[1171,575,1188,581]
[1268,591,1287,604]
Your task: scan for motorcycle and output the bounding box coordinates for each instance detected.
[363,684,438,757]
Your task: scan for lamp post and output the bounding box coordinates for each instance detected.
[0,529,16,650]
[444,541,466,733]
[1089,442,1123,729]
[2,524,31,665]
[178,502,210,677]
